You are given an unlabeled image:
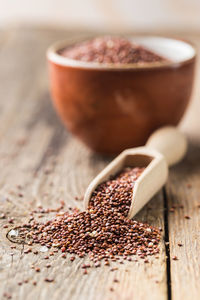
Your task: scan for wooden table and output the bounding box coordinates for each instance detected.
[0,27,200,300]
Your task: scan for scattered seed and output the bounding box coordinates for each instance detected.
[3,292,12,299]
[172,256,178,261]
[35,267,40,272]
[110,268,118,272]
[0,213,6,219]
[24,249,31,254]
[94,262,100,268]
[70,256,75,262]
[81,264,87,269]
[8,218,14,224]
[44,278,54,283]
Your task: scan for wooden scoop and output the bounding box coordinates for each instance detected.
[84,126,187,218]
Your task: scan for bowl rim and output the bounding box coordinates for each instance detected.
[47,35,197,70]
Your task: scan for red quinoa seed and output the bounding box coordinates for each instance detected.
[12,167,161,268]
[172,256,178,261]
[83,269,88,275]
[44,278,54,283]
[60,36,168,65]
[35,267,40,272]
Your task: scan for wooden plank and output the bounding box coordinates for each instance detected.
[165,35,200,300]
[3,26,200,300]
[0,27,89,139]
[0,146,167,300]
[0,27,167,300]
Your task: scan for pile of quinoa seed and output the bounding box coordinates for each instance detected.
[9,167,161,266]
[60,36,168,64]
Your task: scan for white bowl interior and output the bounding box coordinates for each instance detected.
[131,36,195,63]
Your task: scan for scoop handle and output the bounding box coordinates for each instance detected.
[146,126,187,167]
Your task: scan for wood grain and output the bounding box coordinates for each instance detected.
[164,34,200,300]
[0,27,199,300]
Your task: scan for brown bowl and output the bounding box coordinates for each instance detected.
[47,36,196,154]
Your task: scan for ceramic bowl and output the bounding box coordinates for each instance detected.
[47,36,196,154]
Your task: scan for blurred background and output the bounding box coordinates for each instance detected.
[0,0,199,144]
[1,0,200,32]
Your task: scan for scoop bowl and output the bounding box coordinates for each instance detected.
[84,126,187,218]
